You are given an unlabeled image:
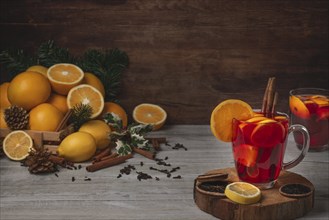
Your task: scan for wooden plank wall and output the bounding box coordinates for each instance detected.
[0,0,328,124]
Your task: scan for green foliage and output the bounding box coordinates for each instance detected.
[69,103,93,131]
[0,40,129,102]
[104,112,154,156]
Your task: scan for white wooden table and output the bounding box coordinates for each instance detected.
[1,125,328,220]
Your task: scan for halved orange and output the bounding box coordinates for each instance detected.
[3,130,33,161]
[210,99,253,142]
[132,103,167,130]
[67,84,104,119]
[289,95,310,119]
[47,63,84,95]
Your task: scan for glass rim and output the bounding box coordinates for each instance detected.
[232,111,289,124]
[289,88,329,96]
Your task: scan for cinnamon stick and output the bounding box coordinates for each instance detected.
[261,78,272,114]
[271,92,279,116]
[86,154,132,172]
[266,77,276,117]
[133,147,155,160]
[197,173,229,183]
[49,155,66,166]
[55,109,73,132]
[93,148,111,162]
[152,139,161,151]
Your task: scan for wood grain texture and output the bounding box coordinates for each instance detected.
[0,0,328,124]
[0,125,328,219]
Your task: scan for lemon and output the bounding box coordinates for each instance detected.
[57,131,97,162]
[3,130,33,161]
[224,182,261,204]
[79,120,111,150]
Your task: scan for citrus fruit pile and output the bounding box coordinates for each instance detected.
[1,63,168,163]
[0,63,129,161]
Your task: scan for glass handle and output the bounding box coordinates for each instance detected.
[283,124,310,170]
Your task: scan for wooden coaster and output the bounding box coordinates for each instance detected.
[194,167,314,220]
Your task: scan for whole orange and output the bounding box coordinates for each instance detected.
[7,71,51,110]
[0,82,11,108]
[47,93,68,114]
[0,108,8,128]
[82,72,105,97]
[29,103,64,131]
[98,102,128,127]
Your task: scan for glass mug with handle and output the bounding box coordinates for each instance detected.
[289,88,329,151]
[232,112,310,189]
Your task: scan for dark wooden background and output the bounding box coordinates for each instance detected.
[0,0,328,124]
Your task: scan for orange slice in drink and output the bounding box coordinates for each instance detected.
[233,144,258,167]
[210,99,253,142]
[132,103,167,130]
[289,95,310,119]
[3,130,33,161]
[47,63,84,95]
[67,84,104,119]
[310,95,329,107]
[251,119,285,148]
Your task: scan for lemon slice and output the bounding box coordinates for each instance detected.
[3,130,33,161]
[224,182,261,204]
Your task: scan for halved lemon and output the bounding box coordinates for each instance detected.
[3,130,33,161]
[132,103,167,130]
[67,84,104,119]
[47,63,84,95]
[225,182,261,204]
[210,99,253,142]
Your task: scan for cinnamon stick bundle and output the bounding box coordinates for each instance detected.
[93,148,112,162]
[86,154,132,172]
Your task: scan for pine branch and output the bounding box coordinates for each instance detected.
[38,40,76,67]
[79,48,129,101]
[0,49,36,79]
[69,103,93,131]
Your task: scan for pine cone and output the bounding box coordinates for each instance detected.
[4,105,29,130]
[22,148,58,174]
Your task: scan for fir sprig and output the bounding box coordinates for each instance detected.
[69,103,93,131]
[38,40,76,66]
[0,49,36,78]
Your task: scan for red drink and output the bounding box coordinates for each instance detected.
[289,88,329,151]
[232,114,289,188]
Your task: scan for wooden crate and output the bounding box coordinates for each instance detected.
[0,125,74,154]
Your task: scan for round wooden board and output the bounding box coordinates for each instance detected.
[194,167,314,220]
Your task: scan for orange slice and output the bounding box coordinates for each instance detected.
[47,63,84,95]
[310,95,329,107]
[132,103,167,130]
[289,95,310,119]
[225,182,261,204]
[251,119,285,148]
[3,130,33,161]
[210,99,253,142]
[233,144,259,167]
[67,84,104,119]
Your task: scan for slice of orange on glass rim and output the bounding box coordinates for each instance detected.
[210,99,254,142]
